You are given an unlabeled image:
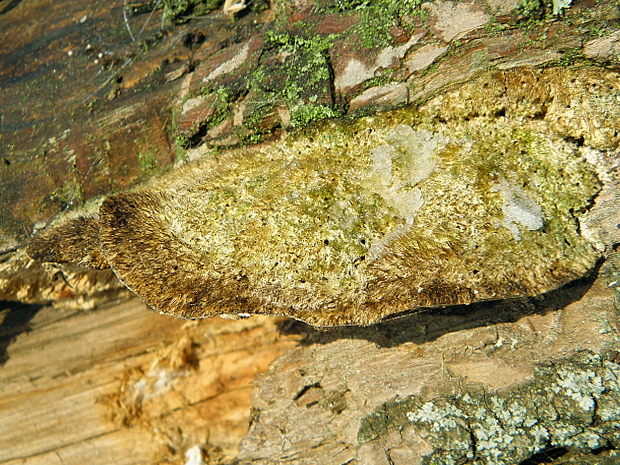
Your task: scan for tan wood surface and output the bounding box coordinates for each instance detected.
[0,298,298,464]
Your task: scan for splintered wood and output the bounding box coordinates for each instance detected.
[0,299,298,464]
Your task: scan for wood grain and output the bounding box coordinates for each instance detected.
[0,298,298,464]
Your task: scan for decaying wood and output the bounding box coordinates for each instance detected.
[0,298,298,464]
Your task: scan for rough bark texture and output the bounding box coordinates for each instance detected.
[1,0,620,464]
[237,254,620,464]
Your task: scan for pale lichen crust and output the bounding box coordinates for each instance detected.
[359,352,620,464]
[27,104,601,327]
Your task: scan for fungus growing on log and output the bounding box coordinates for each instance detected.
[28,106,601,327]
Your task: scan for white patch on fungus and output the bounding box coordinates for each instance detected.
[496,179,544,241]
[366,126,446,260]
[185,445,206,465]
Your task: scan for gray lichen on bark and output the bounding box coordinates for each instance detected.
[359,349,620,465]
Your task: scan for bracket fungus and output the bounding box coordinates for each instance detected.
[27,107,601,327]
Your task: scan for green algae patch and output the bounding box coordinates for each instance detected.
[27,103,601,327]
[358,351,620,464]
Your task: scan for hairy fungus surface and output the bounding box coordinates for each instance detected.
[27,80,603,327]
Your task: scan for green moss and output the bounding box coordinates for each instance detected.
[290,104,339,127]
[320,0,427,49]
[209,86,236,126]
[247,0,429,130]
[517,0,574,19]
[352,71,397,97]
[49,178,83,210]
[552,48,591,67]
[519,0,545,17]
[177,86,236,147]
[247,31,343,129]
[137,149,160,176]
[169,111,189,163]
[162,0,223,23]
